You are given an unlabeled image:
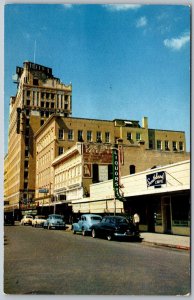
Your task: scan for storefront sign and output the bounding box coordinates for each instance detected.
[146,171,166,187]
[112,148,125,202]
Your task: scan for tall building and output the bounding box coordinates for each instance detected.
[5,62,72,214]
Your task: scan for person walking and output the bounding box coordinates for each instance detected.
[133,212,140,233]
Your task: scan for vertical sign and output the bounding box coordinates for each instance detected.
[112,148,125,202]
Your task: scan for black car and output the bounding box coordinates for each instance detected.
[90,216,139,241]
[4,214,15,226]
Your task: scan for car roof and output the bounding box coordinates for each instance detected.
[82,214,102,217]
[48,214,63,217]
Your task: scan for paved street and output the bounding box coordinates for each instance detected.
[4,225,190,295]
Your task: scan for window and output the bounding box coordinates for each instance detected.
[33,79,38,85]
[130,165,136,174]
[41,92,44,99]
[41,101,44,108]
[58,129,64,140]
[58,147,64,155]
[149,140,154,149]
[156,140,162,150]
[172,141,177,151]
[96,131,102,142]
[40,120,44,126]
[78,130,83,142]
[51,93,54,100]
[87,131,92,142]
[27,90,30,97]
[46,102,49,108]
[105,132,110,143]
[127,132,132,140]
[136,133,141,141]
[46,93,49,99]
[165,140,169,151]
[51,103,54,108]
[68,129,73,141]
[26,100,31,106]
[179,141,184,151]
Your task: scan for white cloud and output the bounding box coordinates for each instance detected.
[164,33,190,50]
[62,4,73,9]
[103,4,142,11]
[136,16,147,28]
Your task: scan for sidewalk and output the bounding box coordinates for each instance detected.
[140,232,190,250]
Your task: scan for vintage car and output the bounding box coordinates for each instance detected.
[4,213,15,226]
[20,215,33,226]
[43,214,66,230]
[32,215,47,227]
[72,214,102,236]
[90,216,140,241]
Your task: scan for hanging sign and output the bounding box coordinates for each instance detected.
[112,148,125,202]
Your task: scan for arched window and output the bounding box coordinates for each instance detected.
[130,165,136,174]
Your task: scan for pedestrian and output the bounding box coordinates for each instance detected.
[133,212,140,233]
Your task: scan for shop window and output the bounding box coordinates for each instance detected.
[129,165,136,174]
[171,195,190,227]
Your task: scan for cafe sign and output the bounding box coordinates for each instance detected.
[146,171,166,188]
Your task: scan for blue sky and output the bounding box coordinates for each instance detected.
[4,4,190,153]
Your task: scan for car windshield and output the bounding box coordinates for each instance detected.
[116,218,129,224]
[91,217,102,221]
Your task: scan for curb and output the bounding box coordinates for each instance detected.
[142,241,190,251]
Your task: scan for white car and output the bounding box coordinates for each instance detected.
[21,215,33,225]
[32,215,46,227]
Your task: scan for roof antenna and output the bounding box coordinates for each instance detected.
[34,40,36,63]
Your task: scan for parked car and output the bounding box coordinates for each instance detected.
[90,216,140,241]
[4,214,15,226]
[32,215,46,227]
[43,214,65,230]
[20,215,33,226]
[72,214,102,236]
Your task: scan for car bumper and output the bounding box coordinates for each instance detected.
[114,232,138,237]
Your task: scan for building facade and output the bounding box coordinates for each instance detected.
[5,62,72,214]
[72,160,190,236]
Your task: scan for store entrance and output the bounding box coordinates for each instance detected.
[162,197,172,234]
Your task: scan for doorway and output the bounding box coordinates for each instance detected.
[162,196,172,234]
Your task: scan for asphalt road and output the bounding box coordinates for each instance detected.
[4,225,190,295]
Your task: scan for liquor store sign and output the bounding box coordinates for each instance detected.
[146,171,166,188]
[112,148,125,202]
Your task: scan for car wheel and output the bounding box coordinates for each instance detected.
[107,234,112,241]
[92,229,96,238]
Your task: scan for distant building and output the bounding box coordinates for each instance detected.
[4,62,72,215]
